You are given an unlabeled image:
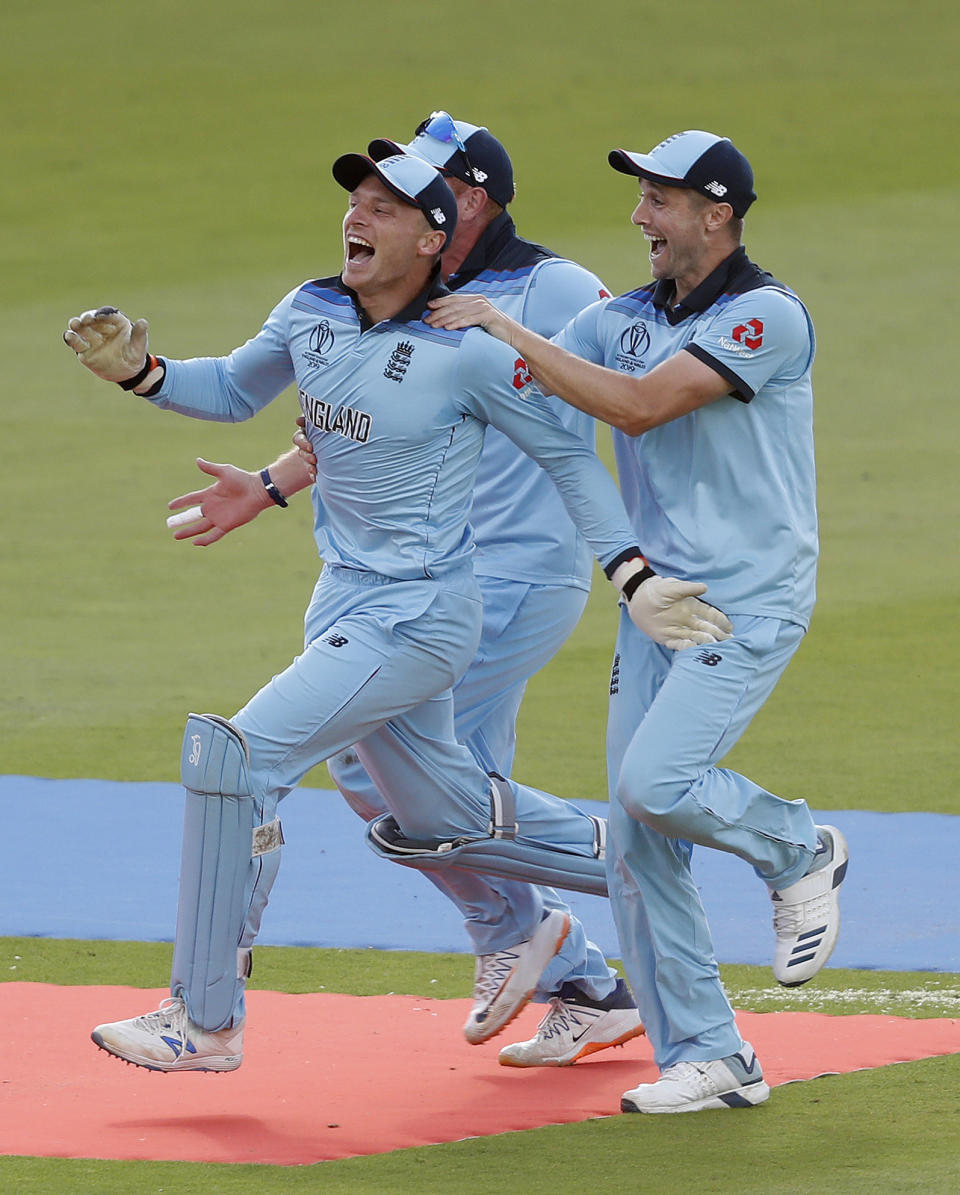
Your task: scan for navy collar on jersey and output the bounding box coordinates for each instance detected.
[653,246,762,325]
[338,263,449,331]
[447,212,555,289]
[450,210,517,283]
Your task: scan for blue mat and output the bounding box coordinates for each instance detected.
[4,775,958,973]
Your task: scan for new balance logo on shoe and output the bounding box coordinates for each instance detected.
[160,1035,197,1060]
[91,996,244,1072]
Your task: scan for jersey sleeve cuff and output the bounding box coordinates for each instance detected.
[603,547,646,580]
[683,344,754,403]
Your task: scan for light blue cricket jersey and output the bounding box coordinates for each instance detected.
[554,248,819,627]
[448,214,610,589]
[147,272,637,582]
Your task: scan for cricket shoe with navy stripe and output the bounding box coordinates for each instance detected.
[498,979,644,1067]
[771,824,849,987]
[621,1044,770,1114]
[91,996,243,1072]
[464,908,570,1044]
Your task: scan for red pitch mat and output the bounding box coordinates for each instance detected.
[2,983,959,1165]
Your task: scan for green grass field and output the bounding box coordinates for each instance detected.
[2,0,958,1189]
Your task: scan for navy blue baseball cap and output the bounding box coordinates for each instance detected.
[609,130,757,218]
[368,111,515,208]
[332,151,458,240]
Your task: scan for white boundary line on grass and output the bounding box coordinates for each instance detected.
[733,987,960,1014]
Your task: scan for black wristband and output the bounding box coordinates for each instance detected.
[620,566,656,600]
[260,468,288,508]
[118,354,160,391]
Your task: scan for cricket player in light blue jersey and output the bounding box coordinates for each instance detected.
[64,149,731,1074]
[169,114,644,1068]
[429,130,850,1113]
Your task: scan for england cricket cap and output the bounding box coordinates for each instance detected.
[332,151,458,239]
[368,111,515,208]
[609,130,757,217]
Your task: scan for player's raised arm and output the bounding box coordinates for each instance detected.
[427,293,730,434]
[64,292,299,423]
[456,334,731,650]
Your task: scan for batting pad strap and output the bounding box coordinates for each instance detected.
[252,818,284,857]
[365,815,608,898]
[488,773,517,840]
[181,713,254,798]
[591,815,606,861]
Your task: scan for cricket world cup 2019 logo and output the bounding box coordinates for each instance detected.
[310,320,335,354]
[188,734,202,767]
[616,321,650,372]
[303,320,336,367]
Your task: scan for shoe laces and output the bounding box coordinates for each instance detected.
[535,997,572,1038]
[773,891,831,935]
[133,996,187,1033]
[473,947,519,1004]
[658,1059,717,1095]
[536,997,598,1039]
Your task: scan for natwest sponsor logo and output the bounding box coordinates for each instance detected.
[731,318,764,350]
[513,357,533,390]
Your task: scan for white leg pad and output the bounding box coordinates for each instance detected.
[171,713,282,1030]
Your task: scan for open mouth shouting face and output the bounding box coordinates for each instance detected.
[341,176,438,306]
[631,181,709,294]
[346,232,375,268]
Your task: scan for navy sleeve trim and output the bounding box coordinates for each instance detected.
[683,343,754,403]
[603,547,645,579]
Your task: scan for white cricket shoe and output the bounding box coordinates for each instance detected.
[499,979,645,1067]
[771,824,849,987]
[621,1043,770,1114]
[463,909,570,1044]
[91,996,244,1072]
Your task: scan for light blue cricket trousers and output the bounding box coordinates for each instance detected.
[219,565,605,1024]
[605,609,820,1070]
[329,574,617,1001]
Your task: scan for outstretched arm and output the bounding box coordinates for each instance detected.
[456,333,733,650]
[64,297,298,423]
[167,449,313,547]
[427,294,730,433]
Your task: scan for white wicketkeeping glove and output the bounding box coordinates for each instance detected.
[62,306,152,385]
[611,558,733,651]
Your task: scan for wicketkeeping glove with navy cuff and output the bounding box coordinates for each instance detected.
[605,551,733,651]
[63,306,165,395]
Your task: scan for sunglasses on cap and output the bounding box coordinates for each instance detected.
[414,110,481,186]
